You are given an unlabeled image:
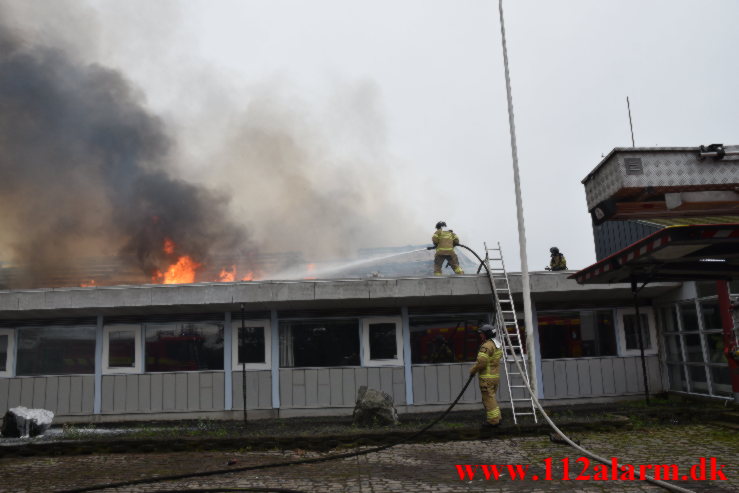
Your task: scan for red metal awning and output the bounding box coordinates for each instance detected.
[571,223,739,284]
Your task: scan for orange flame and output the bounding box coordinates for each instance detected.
[163,238,175,255]
[154,255,201,284]
[217,266,236,282]
[304,263,316,280]
[241,271,254,281]
[80,280,96,287]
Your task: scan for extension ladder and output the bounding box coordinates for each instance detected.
[484,242,538,424]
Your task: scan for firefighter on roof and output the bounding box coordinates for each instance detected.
[546,246,567,271]
[469,324,503,426]
[431,221,464,275]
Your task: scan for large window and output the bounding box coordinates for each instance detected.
[659,298,734,398]
[145,322,224,372]
[623,313,652,351]
[0,329,14,377]
[616,308,657,356]
[538,310,617,359]
[279,319,359,368]
[409,315,488,364]
[362,317,403,366]
[16,325,96,376]
[232,319,271,370]
[103,324,142,374]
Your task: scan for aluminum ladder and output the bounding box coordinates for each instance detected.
[484,242,538,424]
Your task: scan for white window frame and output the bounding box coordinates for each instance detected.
[362,317,403,367]
[0,328,15,377]
[616,307,658,356]
[102,324,142,374]
[231,319,271,371]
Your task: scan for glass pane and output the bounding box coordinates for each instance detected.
[683,334,704,363]
[704,333,726,364]
[659,306,679,333]
[700,301,722,331]
[16,326,96,376]
[537,312,581,358]
[679,302,699,332]
[667,364,688,392]
[237,326,265,364]
[369,323,397,360]
[108,330,135,368]
[687,365,708,394]
[710,366,731,396]
[0,334,7,372]
[663,335,682,362]
[409,315,489,363]
[595,310,617,356]
[623,313,651,350]
[279,320,359,368]
[145,322,224,372]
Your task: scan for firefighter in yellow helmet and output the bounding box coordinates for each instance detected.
[431,221,464,275]
[469,324,503,426]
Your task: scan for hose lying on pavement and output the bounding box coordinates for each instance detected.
[500,337,696,493]
[56,376,475,493]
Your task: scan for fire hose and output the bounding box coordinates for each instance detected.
[56,376,476,493]
[57,245,695,493]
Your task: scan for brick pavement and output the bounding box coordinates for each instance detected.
[0,424,736,492]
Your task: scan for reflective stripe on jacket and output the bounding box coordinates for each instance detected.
[432,229,459,253]
[470,340,502,379]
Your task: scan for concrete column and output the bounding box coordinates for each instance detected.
[224,311,232,410]
[401,306,413,405]
[271,309,280,409]
[93,315,103,414]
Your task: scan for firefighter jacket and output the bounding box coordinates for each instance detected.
[432,229,460,254]
[469,340,502,378]
[550,253,567,271]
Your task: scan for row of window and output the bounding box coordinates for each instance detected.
[0,315,488,376]
[538,308,657,359]
[0,307,658,377]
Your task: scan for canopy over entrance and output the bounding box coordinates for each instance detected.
[571,223,739,284]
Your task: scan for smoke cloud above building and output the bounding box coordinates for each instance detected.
[0,2,423,288]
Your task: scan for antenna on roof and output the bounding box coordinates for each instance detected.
[626,96,636,147]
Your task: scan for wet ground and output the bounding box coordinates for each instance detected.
[0,399,737,492]
[0,424,737,492]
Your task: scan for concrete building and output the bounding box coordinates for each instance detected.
[0,272,683,423]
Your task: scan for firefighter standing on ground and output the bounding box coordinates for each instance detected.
[547,246,567,271]
[469,324,503,426]
[431,221,464,275]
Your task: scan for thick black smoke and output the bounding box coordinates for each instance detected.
[0,25,250,287]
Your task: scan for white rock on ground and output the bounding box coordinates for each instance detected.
[1,406,55,438]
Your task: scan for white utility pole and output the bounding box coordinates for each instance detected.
[497,0,537,396]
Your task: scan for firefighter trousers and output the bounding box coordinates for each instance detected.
[434,253,464,275]
[479,377,501,424]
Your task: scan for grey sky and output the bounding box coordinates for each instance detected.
[4,0,739,272]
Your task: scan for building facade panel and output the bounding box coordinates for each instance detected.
[411,363,482,405]
[232,370,270,410]
[541,356,661,399]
